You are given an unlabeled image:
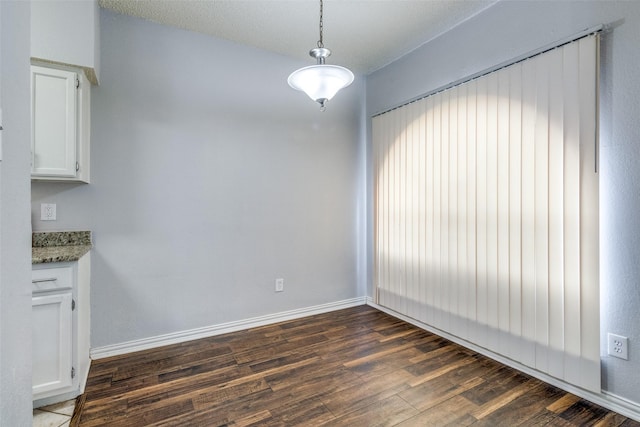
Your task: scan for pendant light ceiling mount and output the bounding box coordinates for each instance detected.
[309,47,331,63]
[287,0,354,112]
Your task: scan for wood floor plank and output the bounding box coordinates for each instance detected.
[319,368,414,418]
[471,381,566,425]
[247,349,318,374]
[406,354,477,387]
[346,347,422,377]
[547,392,583,413]
[558,399,612,425]
[268,396,335,425]
[460,365,531,406]
[73,305,640,426]
[233,340,308,365]
[395,395,479,427]
[431,352,502,386]
[265,361,361,395]
[596,412,640,427]
[157,388,277,426]
[324,394,418,427]
[192,378,270,409]
[399,375,484,412]
[342,341,417,368]
[231,409,274,427]
[471,378,540,419]
[112,345,233,381]
[157,353,238,383]
[404,343,472,378]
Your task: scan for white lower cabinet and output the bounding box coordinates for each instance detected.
[32,255,90,405]
[32,292,73,396]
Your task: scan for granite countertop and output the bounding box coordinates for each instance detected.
[32,231,92,264]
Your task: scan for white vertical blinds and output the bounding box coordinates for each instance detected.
[373,34,600,392]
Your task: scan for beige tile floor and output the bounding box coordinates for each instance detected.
[33,399,75,427]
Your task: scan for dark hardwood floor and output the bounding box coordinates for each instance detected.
[73,305,639,426]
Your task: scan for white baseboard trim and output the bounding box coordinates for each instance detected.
[33,391,81,410]
[91,297,367,360]
[365,299,640,422]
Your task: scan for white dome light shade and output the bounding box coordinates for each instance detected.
[288,64,354,104]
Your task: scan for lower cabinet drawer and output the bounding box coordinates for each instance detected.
[32,264,73,293]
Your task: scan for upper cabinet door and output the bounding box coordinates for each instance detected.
[31,65,78,179]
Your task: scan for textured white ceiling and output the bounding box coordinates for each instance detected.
[99,0,497,74]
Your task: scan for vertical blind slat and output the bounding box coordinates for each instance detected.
[562,40,582,386]
[579,35,600,393]
[457,85,468,338]
[425,96,435,325]
[392,106,400,310]
[520,57,537,369]
[486,72,499,352]
[409,101,419,318]
[475,77,489,349]
[509,64,522,355]
[418,99,427,315]
[433,94,443,328]
[497,68,511,357]
[508,63,523,362]
[533,50,550,374]
[466,81,478,340]
[449,88,459,335]
[548,47,566,380]
[440,90,450,332]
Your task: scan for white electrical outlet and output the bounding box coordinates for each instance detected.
[40,203,57,221]
[607,333,629,360]
[275,278,284,292]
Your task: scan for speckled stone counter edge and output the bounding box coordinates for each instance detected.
[32,231,92,264]
[33,231,92,247]
[32,245,92,264]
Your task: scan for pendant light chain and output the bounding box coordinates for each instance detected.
[317,0,324,48]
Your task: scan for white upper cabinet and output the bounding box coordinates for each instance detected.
[31,65,90,183]
[29,0,97,183]
[31,0,100,84]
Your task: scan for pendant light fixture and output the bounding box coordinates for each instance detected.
[287,0,354,112]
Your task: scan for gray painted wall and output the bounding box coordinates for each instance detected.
[31,10,365,348]
[366,0,640,406]
[0,1,33,424]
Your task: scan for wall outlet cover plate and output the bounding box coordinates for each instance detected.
[607,333,629,360]
[41,203,57,221]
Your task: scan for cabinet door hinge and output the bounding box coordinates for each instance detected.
[76,77,80,89]
[76,162,80,172]
[72,299,76,311]
[71,367,75,379]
